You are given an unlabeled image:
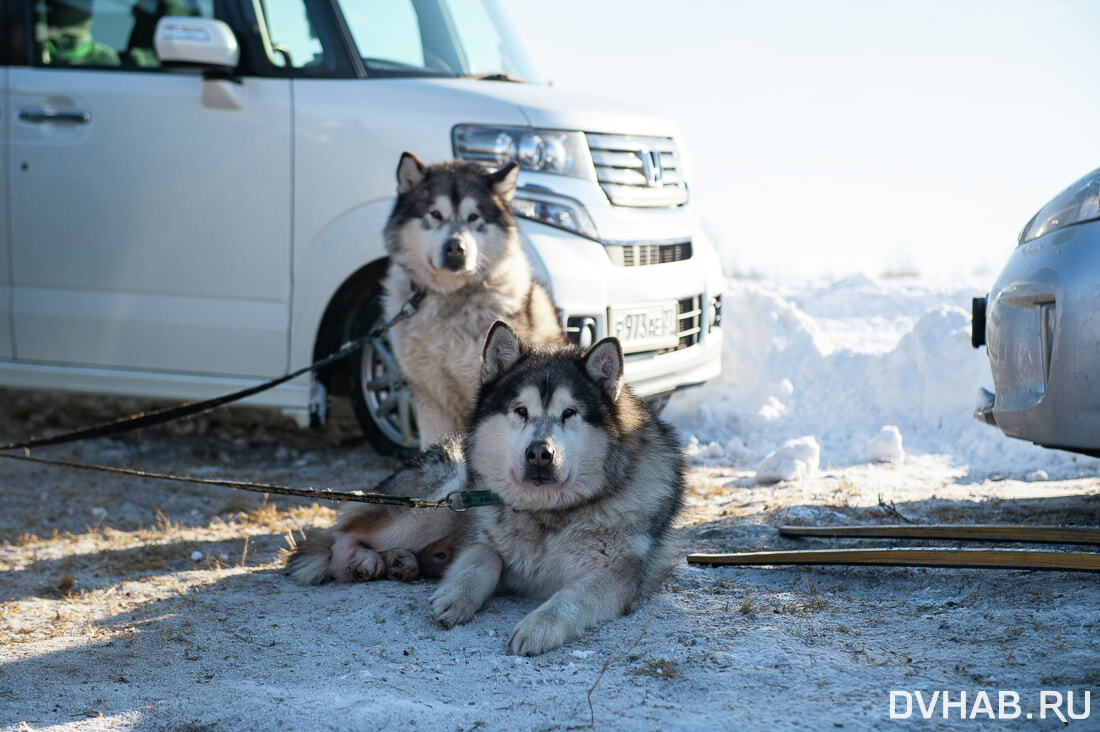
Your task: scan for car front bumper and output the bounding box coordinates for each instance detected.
[520,219,724,399]
[977,218,1100,454]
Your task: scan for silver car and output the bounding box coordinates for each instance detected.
[972,167,1100,456]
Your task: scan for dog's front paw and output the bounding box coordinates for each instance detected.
[428,580,481,628]
[508,607,573,656]
[334,545,385,583]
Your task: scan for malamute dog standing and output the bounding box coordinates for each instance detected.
[382,152,566,447]
[288,322,685,655]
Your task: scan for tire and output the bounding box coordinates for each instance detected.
[347,289,420,457]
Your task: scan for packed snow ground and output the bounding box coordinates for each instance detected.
[1,275,1098,731]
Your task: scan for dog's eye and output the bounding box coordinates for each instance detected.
[467,212,480,223]
[514,406,528,420]
[561,408,577,421]
[429,210,443,221]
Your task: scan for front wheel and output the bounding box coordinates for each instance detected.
[347,291,420,457]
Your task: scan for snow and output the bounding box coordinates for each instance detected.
[754,436,820,484]
[866,425,905,464]
[670,275,1100,481]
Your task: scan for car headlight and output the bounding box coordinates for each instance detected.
[1020,167,1100,244]
[453,125,596,180]
[512,189,599,241]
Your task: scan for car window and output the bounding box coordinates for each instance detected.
[446,0,508,74]
[255,0,338,72]
[34,0,216,69]
[335,0,539,80]
[341,0,427,71]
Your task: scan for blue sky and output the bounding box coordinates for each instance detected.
[508,0,1100,279]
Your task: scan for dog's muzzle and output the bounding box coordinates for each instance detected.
[524,440,559,484]
[442,237,466,271]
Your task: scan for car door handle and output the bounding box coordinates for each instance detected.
[18,108,92,124]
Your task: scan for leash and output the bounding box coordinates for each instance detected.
[0,285,507,511]
[0,451,500,510]
[0,288,425,452]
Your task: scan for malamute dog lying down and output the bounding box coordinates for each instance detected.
[288,322,685,655]
[382,152,566,447]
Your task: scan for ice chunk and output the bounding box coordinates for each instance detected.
[755,436,820,484]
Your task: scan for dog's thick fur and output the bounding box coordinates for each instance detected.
[287,323,685,655]
[382,152,565,447]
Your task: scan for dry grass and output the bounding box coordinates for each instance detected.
[33,573,77,600]
[630,658,686,681]
[773,597,830,615]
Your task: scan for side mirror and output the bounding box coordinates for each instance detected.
[154,17,239,69]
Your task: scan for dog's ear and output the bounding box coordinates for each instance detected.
[486,161,519,202]
[582,337,624,401]
[481,321,523,383]
[396,151,427,194]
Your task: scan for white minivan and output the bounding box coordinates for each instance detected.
[0,0,723,454]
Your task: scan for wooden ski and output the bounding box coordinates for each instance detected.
[686,548,1100,573]
[777,524,1100,546]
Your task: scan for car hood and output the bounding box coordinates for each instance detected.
[421,79,682,139]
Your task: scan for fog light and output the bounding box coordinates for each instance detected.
[709,294,723,332]
[566,316,598,348]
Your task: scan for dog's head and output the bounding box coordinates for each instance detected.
[384,151,520,295]
[467,322,628,512]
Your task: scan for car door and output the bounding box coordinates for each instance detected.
[7,0,292,378]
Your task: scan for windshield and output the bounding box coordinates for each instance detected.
[335,0,540,82]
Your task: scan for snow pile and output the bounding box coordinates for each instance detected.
[755,436,820,483]
[865,425,904,463]
[670,276,1099,480]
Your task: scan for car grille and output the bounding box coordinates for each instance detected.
[604,240,693,267]
[672,295,703,351]
[586,133,688,208]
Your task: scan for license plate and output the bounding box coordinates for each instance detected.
[609,301,679,352]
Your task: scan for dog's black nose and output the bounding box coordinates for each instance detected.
[442,237,466,270]
[525,441,554,468]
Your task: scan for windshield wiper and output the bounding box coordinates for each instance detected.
[460,71,525,83]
